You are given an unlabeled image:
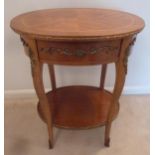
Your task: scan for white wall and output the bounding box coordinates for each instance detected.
[5,0,150,94]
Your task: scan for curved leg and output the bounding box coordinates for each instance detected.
[104,37,135,147]
[48,64,56,90]
[31,62,53,149]
[100,64,107,90]
[104,61,126,147]
[22,37,54,149]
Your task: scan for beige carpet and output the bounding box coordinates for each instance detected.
[5,95,149,155]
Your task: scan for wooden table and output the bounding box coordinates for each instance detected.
[10,8,144,149]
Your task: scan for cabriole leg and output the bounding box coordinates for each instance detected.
[104,60,126,147]
[31,62,54,149]
[104,37,134,147]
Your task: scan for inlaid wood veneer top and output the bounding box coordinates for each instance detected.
[10,8,145,40]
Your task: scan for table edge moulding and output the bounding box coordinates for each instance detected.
[10,8,145,149]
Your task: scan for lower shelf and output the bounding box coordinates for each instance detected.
[38,86,119,129]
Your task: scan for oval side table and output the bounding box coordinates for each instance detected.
[10,8,144,149]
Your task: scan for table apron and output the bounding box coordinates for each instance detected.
[37,40,121,65]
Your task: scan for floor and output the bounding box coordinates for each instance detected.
[4,95,149,155]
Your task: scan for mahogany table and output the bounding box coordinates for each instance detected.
[10,8,144,149]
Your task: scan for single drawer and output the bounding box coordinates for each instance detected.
[37,40,121,65]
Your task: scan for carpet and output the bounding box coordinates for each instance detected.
[4,95,149,155]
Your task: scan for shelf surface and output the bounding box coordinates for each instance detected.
[38,86,119,129]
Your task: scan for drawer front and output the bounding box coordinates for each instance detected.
[37,40,121,65]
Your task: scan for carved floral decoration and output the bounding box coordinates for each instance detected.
[40,46,120,57]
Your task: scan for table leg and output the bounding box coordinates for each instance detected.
[23,37,54,149]
[104,37,135,147]
[48,64,56,90]
[104,61,126,147]
[31,62,53,149]
[100,64,107,90]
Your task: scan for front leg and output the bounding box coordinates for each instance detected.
[31,62,53,149]
[21,36,54,149]
[104,36,136,147]
[104,60,126,147]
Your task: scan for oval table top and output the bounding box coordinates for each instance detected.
[10,8,145,40]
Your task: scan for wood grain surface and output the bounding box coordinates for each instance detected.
[37,86,119,129]
[10,8,144,40]
[10,8,145,148]
[37,40,121,65]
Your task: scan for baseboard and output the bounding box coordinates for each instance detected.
[4,86,149,101]
[4,89,38,101]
